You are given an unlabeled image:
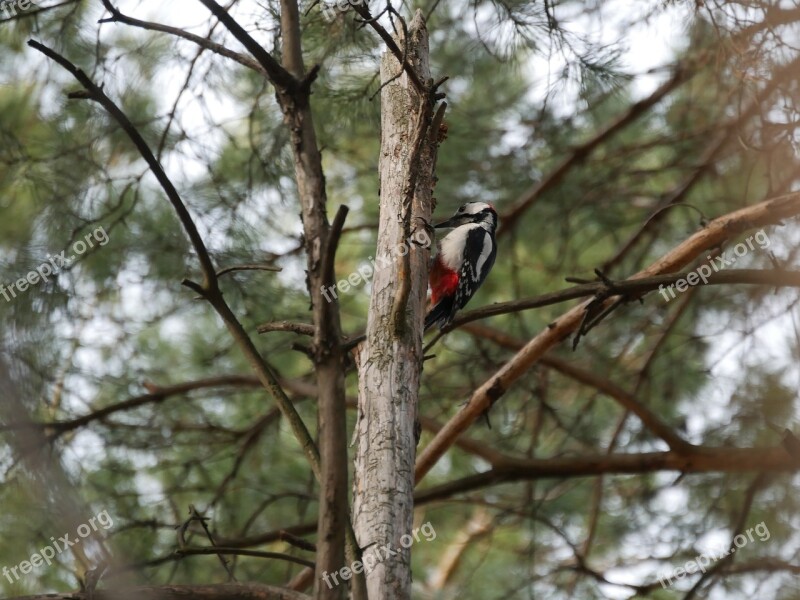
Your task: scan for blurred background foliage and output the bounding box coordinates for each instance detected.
[0,0,799,598]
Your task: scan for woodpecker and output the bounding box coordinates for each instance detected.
[425,202,498,330]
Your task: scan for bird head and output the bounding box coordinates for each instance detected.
[434,202,497,230]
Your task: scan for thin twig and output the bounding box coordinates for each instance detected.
[189,505,237,581]
[321,205,349,290]
[352,4,427,93]
[175,546,315,569]
[196,0,297,91]
[217,264,282,277]
[98,0,265,75]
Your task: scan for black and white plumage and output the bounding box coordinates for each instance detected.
[425,202,498,331]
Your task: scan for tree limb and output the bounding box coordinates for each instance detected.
[462,323,694,453]
[499,56,701,236]
[98,0,266,76]
[27,40,324,491]
[447,269,800,330]
[7,583,311,600]
[176,546,315,569]
[196,0,297,91]
[415,446,796,504]
[415,190,800,483]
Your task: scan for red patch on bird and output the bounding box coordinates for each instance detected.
[429,257,458,305]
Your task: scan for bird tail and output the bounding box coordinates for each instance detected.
[424,298,453,331]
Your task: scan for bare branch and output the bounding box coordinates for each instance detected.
[196,0,298,91]
[27,40,218,289]
[602,53,800,272]
[98,0,266,75]
[416,190,800,483]
[462,323,694,453]
[7,584,311,600]
[352,4,428,93]
[448,269,800,330]
[258,322,316,336]
[176,546,315,569]
[27,39,324,488]
[217,264,282,277]
[499,56,701,236]
[415,446,796,504]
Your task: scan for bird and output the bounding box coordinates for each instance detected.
[425,202,498,331]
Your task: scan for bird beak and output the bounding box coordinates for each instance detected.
[434,215,461,229]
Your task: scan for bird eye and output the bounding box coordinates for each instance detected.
[458,204,466,213]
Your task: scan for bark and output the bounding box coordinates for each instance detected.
[353,10,438,600]
[275,1,352,596]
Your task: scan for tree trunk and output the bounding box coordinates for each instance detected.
[353,11,438,600]
[277,2,353,598]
